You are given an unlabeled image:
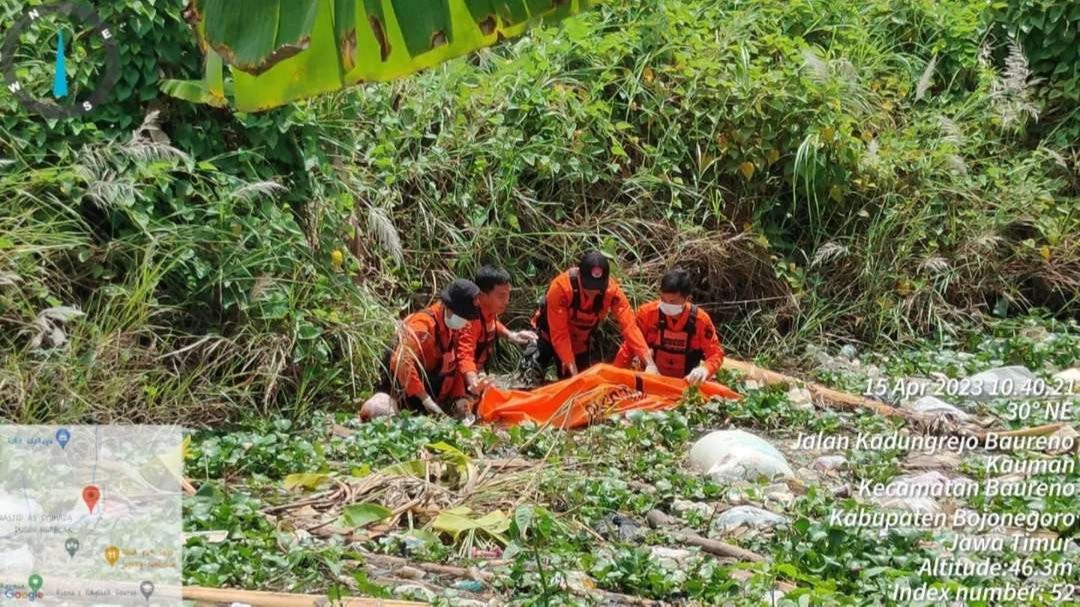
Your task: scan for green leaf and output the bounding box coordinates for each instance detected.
[334,0,359,71]
[431,506,510,543]
[184,0,601,111]
[340,502,393,528]
[427,441,470,467]
[196,0,319,74]
[159,78,218,106]
[775,563,800,578]
[283,472,331,490]
[512,504,534,540]
[351,571,390,598]
[379,459,426,477]
[391,0,454,56]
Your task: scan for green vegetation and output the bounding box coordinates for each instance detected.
[3,0,1076,422]
[990,0,1080,145]
[1,0,1078,603]
[167,0,601,111]
[179,318,1078,604]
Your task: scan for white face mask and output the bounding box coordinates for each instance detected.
[659,302,685,317]
[445,313,469,330]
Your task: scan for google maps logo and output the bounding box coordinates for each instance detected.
[2,587,44,601]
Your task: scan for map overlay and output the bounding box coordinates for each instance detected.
[1,426,182,606]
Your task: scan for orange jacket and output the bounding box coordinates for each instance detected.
[389,301,465,402]
[535,269,650,371]
[614,301,725,377]
[457,310,507,375]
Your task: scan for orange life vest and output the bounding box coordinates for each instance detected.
[650,305,704,377]
[419,308,463,401]
[533,268,608,354]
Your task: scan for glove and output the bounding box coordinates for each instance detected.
[685,366,711,385]
[644,362,659,375]
[421,396,446,416]
[467,373,495,395]
[507,330,538,346]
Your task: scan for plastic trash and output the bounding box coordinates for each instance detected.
[786,386,814,411]
[592,513,645,542]
[452,580,486,593]
[688,430,794,482]
[871,471,976,514]
[713,505,789,532]
[811,455,848,472]
[902,395,971,421]
[671,499,711,518]
[649,547,692,583]
[1053,368,1080,391]
[763,482,796,507]
[961,366,1048,401]
[650,546,693,565]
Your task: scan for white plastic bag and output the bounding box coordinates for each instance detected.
[902,395,971,421]
[713,505,789,532]
[688,430,794,482]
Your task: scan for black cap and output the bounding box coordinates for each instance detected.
[439,279,481,320]
[578,251,610,291]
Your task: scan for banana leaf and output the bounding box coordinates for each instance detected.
[166,0,601,111]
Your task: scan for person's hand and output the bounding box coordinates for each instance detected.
[421,396,446,416]
[566,362,579,376]
[507,330,538,346]
[644,362,659,375]
[467,373,495,395]
[685,366,711,385]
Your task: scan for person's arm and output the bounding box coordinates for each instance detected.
[545,279,577,373]
[391,319,430,400]
[610,286,655,369]
[499,320,538,345]
[456,319,488,394]
[613,306,648,368]
[612,341,632,368]
[699,313,726,375]
[457,319,481,376]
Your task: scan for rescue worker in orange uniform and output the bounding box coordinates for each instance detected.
[614,268,725,384]
[457,266,538,399]
[522,251,657,382]
[364,279,482,419]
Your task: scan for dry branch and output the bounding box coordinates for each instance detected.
[672,530,765,562]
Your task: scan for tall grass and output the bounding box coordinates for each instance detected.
[311,0,1077,350]
[0,121,389,424]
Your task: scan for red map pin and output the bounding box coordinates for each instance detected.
[82,485,100,513]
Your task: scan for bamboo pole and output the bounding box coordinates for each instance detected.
[721,358,908,418]
[721,359,1079,446]
[182,587,426,607]
[973,422,1066,441]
